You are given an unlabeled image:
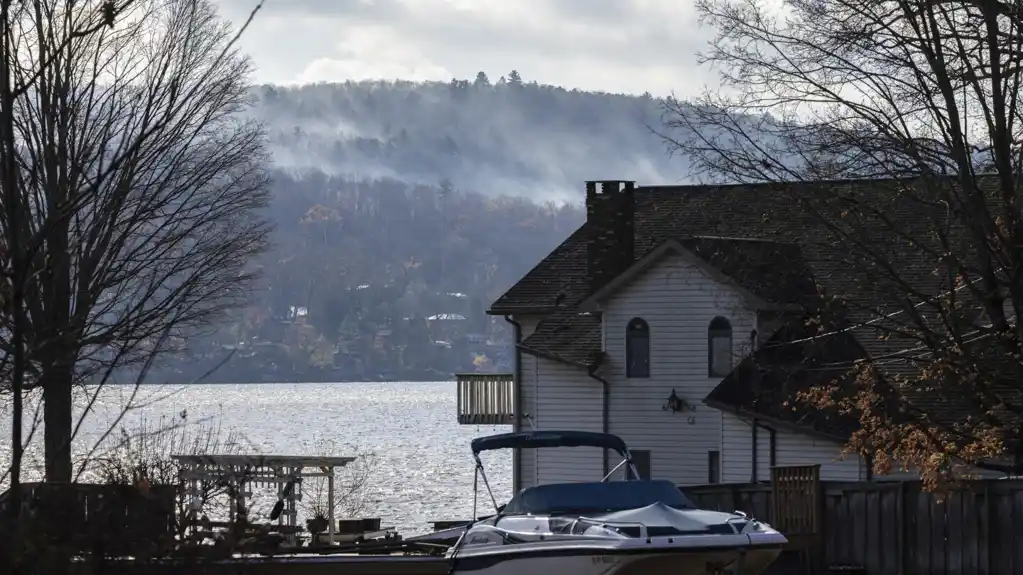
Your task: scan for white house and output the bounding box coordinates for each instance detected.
[471,179,1004,494]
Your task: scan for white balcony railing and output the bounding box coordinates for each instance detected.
[456,373,514,425]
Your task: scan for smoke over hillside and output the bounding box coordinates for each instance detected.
[247,74,692,202]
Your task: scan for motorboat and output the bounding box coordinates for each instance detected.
[443,429,787,575]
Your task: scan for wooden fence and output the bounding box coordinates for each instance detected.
[0,482,176,556]
[685,480,1023,575]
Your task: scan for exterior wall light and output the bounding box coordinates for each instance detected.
[662,388,692,413]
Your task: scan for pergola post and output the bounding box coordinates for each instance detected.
[327,465,336,545]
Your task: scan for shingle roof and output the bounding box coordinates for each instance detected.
[489,226,592,314]
[492,177,958,315]
[518,310,602,368]
[679,237,819,306]
[705,321,867,440]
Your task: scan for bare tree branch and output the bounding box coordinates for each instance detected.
[0,0,271,486]
[657,0,1023,488]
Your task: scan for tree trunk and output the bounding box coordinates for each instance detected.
[41,362,74,483]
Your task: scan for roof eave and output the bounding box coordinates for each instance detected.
[703,397,853,444]
[487,306,565,316]
[517,343,595,369]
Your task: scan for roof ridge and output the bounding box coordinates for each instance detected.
[636,173,1004,193]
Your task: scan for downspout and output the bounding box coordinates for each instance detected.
[750,420,776,483]
[750,328,761,482]
[587,360,611,477]
[504,315,522,492]
[751,419,759,482]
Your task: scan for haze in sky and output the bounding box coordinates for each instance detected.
[213,0,714,96]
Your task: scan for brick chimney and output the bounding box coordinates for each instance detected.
[586,180,636,292]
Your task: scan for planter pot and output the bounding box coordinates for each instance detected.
[337,518,363,534]
[306,516,329,534]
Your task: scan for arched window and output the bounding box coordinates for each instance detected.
[708,317,733,377]
[626,318,650,378]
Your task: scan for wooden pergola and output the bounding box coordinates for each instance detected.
[171,454,356,545]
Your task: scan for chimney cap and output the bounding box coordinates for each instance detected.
[585,180,637,186]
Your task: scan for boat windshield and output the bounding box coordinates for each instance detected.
[502,480,697,516]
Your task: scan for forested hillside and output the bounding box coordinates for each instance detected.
[250,72,689,200]
[155,73,685,383]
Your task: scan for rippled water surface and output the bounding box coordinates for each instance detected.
[0,382,512,535]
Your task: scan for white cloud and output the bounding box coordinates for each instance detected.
[295,25,452,84]
[213,0,715,96]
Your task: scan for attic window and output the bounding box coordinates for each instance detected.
[626,318,650,378]
[708,316,733,377]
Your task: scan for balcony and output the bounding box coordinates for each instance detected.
[456,373,514,425]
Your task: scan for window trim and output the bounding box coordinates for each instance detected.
[625,317,650,379]
[708,316,733,377]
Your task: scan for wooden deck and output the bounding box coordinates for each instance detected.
[455,373,513,425]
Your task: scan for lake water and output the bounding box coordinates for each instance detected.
[0,382,512,535]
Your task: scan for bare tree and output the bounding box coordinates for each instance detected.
[0,0,270,487]
[658,0,1023,486]
[0,3,152,562]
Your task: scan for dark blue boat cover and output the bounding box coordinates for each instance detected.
[470,430,630,456]
[503,480,696,515]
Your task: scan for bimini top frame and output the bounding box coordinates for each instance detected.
[469,430,641,519]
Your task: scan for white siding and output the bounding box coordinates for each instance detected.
[514,316,541,492]
[721,413,866,482]
[533,359,604,484]
[601,253,757,486]
[721,412,773,482]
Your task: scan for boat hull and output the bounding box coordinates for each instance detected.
[450,544,782,575]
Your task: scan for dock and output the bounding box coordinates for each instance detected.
[455,372,513,425]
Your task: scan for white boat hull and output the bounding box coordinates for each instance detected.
[450,535,784,575]
[451,549,781,575]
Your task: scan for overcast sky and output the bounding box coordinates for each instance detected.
[212,0,716,97]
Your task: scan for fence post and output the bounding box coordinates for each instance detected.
[898,481,907,575]
[984,481,992,575]
[900,478,916,572]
